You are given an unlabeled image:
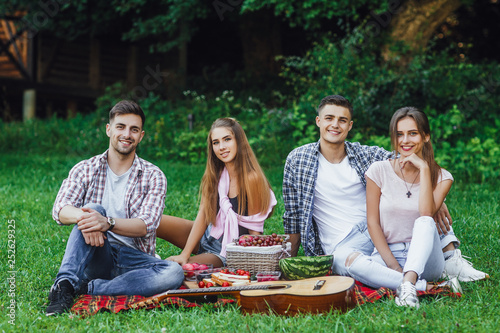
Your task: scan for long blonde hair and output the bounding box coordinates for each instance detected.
[389,107,441,190]
[200,118,272,225]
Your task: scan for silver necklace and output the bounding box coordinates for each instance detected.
[399,163,420,198]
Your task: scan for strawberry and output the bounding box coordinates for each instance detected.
[182,263,194,271]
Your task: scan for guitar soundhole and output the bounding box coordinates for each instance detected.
[266,284,289,290]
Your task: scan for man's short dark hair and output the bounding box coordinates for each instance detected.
[109,100,146,128]
[317,95,353,118]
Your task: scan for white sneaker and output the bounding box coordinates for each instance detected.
[395,281,419,309]
[438,277,463,294]
[443,249,489,282]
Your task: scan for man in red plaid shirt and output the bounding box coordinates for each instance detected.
[46,100,184,316]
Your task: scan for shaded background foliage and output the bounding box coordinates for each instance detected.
[0,0,499,183]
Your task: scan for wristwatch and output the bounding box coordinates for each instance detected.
[107,217,116,231]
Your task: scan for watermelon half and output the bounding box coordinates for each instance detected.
[279,255,334,280]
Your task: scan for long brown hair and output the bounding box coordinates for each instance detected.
[389,107,441,189]
[200,118,272,225]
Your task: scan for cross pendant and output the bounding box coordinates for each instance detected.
[406,191,412,198]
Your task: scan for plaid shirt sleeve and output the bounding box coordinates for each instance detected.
[130,164,167,238]
[345,142,393,186]
[282,153,301,234]
[52,160,89,224]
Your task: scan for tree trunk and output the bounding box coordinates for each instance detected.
[382,0,462,63]
[239,9,282,78]
[178,21,188,91]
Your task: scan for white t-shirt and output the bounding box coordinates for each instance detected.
[365,160,453,243]
[313,153,367,254]
[102,165,138,249]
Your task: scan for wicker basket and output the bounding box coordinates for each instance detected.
[225,235,291,275]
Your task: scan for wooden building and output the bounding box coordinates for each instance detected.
[1,13,176,121]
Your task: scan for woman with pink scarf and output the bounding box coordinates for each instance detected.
[157,118,276,267]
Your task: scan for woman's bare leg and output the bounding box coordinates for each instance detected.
[187,253,224,267]
[156,215,199,253]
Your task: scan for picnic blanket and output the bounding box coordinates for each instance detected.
[353,280,461,305]
[71,294,236,318]
[71,281,461,317]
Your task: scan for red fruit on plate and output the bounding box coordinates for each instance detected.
[222,281,230,287]
[182,263,194,271]
[206,282,214,288]
[191,262,200,270]
[198,264,209,270]
[198,281,205,288]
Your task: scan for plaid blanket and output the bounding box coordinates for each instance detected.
[71,281,460,317]
[354,280,461,305]
[72,294,236,317]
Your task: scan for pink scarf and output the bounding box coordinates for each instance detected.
[209,167,277,257]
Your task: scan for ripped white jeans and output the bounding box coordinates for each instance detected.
[344,216,445,291]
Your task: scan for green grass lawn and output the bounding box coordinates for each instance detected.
[1,152,498,332]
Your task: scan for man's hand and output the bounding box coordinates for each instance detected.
[434,202,452,235]
[288,233,301,257]
[82,230,107,247]
[77,207,108,233]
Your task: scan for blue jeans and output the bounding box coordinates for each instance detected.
[54,204,184,296]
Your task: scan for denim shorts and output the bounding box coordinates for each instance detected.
[198,225,226,266]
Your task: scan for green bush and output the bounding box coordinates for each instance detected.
[428,105,500,183]
[0,113,107,157]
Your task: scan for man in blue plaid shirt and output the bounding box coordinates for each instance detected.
[283,94,488,282]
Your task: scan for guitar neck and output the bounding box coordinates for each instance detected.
[131,284,275,308]
[164,284,271,298]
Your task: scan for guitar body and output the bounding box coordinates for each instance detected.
[239,276,355,315]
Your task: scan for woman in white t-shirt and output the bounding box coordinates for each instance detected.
[347,107,456,308]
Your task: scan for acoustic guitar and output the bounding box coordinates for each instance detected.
[130,276,355,316]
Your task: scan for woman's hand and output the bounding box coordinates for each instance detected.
[399,153,428,171]
[389,263,403,273]
[167,254,189,266]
